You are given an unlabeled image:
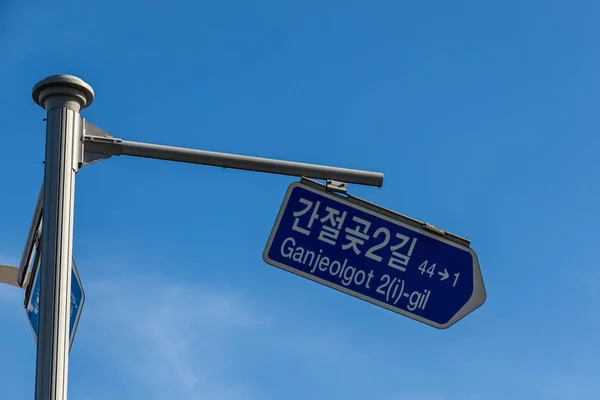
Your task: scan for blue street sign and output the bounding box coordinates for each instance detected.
[263,181,486,329]
[26,258,85,349]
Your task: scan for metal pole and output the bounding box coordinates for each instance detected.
[32,75,94,400]
[83,138,385,187]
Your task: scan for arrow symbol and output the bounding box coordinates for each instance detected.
[438,268,449,281]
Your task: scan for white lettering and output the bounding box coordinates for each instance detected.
[278,237,376,291]
[329,260,341,276]
[281,237,296,258]
[292,246,304,262]
[365,270,375,289]
[341,266,356,286]
[407,291,421,311]
[318,256,330,272]
[354,270,366,286]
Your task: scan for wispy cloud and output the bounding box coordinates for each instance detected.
[79,269,464,400]
[67,264,600,400]
[80,264,427,398]
[7,263,597,400]
[544,371,600,400]
[82,275,262,400]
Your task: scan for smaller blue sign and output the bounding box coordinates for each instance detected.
[26,258,85,349]
[263,181,486,329]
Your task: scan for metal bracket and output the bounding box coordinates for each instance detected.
[326,179,348,194]
[73,116,85,172]
[84,135,122,145]
[423,223,446,236]
[82,152,110,166]
[81,120,121,167]
[299,177,471,247]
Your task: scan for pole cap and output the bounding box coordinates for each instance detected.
[32,74,95,110]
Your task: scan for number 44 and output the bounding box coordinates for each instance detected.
[418,260,460,287]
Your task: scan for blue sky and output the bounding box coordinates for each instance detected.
[1,0,599,399]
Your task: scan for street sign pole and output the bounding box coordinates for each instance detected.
[31,75,94,400]
[23,73,382,400]
[21,72,484,397]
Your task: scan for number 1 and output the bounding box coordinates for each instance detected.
[453,272,460,287]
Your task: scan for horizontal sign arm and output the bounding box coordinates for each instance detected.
[0,265,22,288]
[83,134,384,188]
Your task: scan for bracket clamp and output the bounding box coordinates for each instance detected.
[423,223,446,236]
[80,120,122,167]
[326,179,347,194]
